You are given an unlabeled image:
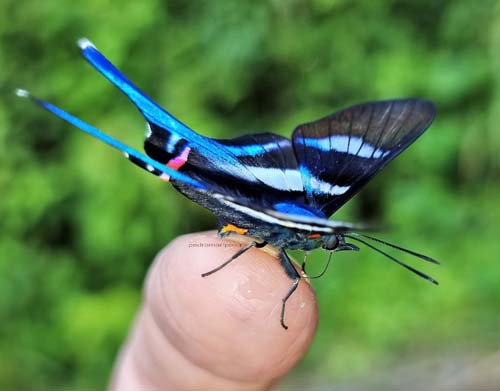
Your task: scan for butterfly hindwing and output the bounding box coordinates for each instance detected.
[77,39,310,209]
[77,39,243,171]
[292,99,436,216]
[213,133,306,205]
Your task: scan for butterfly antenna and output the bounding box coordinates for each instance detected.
[344,234,438,285]
[349,232,439,264]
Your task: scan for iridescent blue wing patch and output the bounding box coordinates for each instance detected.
[292,99,435,216]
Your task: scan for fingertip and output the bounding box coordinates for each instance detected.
[144,231,318,384]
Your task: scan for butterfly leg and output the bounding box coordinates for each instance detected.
[201,240,267,277]
[306,252,334,279]
[300,251,310,273]
[279,250,301,330]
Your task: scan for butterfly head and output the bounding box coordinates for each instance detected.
[321,234,360,252]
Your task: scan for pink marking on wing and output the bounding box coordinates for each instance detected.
[167,146,191,171]
[161,146,191,182]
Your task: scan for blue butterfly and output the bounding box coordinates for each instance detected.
[17,38,438,329]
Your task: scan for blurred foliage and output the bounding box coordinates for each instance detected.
[1,0,500,389]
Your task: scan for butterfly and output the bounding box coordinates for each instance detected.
[17,38,439,329]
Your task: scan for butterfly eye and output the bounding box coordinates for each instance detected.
[322,235,339,251]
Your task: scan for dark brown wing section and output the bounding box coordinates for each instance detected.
[292,99,436,216]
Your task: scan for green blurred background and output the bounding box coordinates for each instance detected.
[1,0,500,389]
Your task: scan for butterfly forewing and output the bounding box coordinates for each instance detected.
[292,99,435,216]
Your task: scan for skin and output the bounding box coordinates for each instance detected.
[109,231,319,390]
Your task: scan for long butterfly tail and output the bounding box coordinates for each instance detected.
[76,38,245,171]
[77,39,192,133]
[15,88,207,190]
